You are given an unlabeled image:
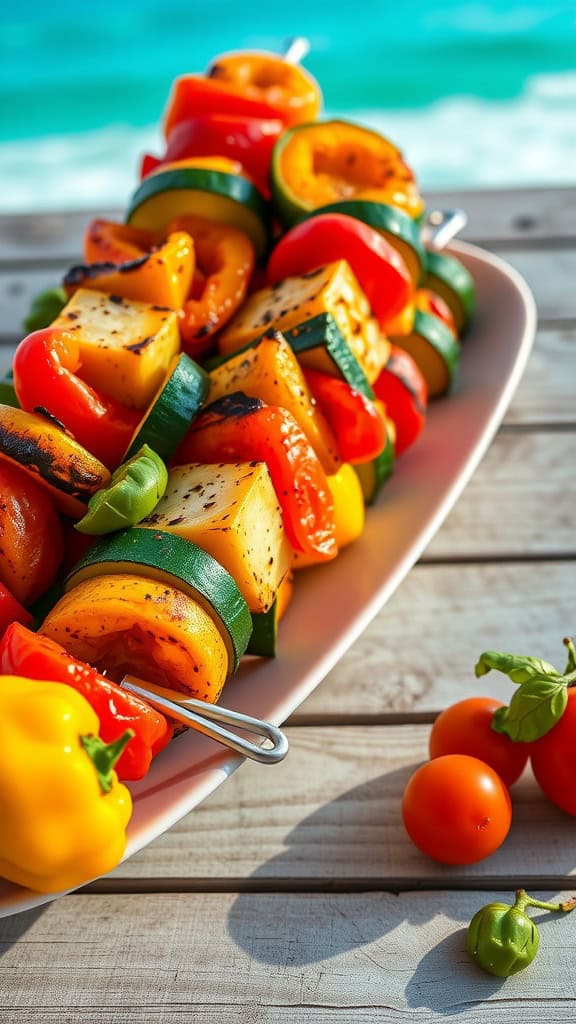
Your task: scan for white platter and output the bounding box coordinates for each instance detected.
[0,241,536,917]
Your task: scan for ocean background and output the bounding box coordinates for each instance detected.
[1,0,575,213]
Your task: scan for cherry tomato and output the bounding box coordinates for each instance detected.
[530,688,576,815]
[429,697,529,786]
[267,213,413,325]
[0,460,64,605]
[402,754,512,864]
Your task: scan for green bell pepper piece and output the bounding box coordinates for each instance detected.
[75,444,168,535]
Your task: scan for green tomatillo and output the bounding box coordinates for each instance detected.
[467,889,576,977]
[75,444,168,535]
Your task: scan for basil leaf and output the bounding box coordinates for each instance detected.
[475,651,560,684]
[23,287,67,333]
[491,679,568,742]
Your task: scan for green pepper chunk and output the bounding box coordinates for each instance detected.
[0,369,19,409]
[75,444,168,535]
[467,889,576,977]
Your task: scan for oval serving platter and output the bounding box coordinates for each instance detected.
[0,240,536,917]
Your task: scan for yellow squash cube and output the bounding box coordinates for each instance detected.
[52,288,180,410]
[141,462,292,613]
[218,260,388,384]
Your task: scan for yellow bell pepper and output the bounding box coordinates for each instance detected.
[0,676,133,893]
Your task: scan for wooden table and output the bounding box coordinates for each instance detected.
[1,187,575,1022]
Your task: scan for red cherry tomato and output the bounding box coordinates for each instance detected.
[372,345,427,455]
[429,697,529,787]
[530,688,576,815]
[267,213,413,325]
[402,754,512,865]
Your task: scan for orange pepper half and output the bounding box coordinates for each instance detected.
[74,219,195,309]
[167,214,255,360]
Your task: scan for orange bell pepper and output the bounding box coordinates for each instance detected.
[72,220,195,309]
[167,214,255,359]
[207,52,322,126]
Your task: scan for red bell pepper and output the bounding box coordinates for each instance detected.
[141,114,283,196]
[0,622,172,780]
[302,368,387,465]
[13,328,140,469]
[267,213,413,325]
[174,393,337,559]
[0,584,33,639]
[372,345,428,455]
[163,76,281,141]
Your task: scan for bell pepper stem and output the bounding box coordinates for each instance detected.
[80,729,135,793]
[514,888,576,915]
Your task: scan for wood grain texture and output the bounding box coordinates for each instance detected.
[505,324,576,425]
[423,430,576,559]
[295,560,574,719]
[1,890,575,1023]
[108,724,576,885]
[0,246,575,344]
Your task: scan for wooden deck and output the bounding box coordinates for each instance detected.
[1,186,575,1022]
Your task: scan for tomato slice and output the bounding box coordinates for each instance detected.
[267,212,413,325]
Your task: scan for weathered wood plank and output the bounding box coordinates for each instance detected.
[0,246,575,342]
[505,324,576,425]
[109,724,576,884]
[424,430,575,559]
[425,186,576,245]
[295,560,573,719]
[1,890,575,1022]
[0,188,574,264]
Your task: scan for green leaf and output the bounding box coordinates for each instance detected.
[23,287,67,333]
[491,679,568,742]
[475,651,560,684]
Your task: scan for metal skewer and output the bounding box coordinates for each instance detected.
[121,675,289,765]
[422,207,468,249]
[282,37,310,64]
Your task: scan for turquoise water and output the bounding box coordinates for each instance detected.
[1,1,575,210]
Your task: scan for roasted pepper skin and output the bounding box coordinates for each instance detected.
[0,623,172,780]
[0,676,132,893]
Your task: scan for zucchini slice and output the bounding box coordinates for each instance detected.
[425,249,475,333]
[126,167,269,258]
[283,314,374,396]
[353,422,395,505]
[65,527,252,672]
[390,310,460,398]
[246,599,280,658]
[125,353,209,461]
[307,200,427,286]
